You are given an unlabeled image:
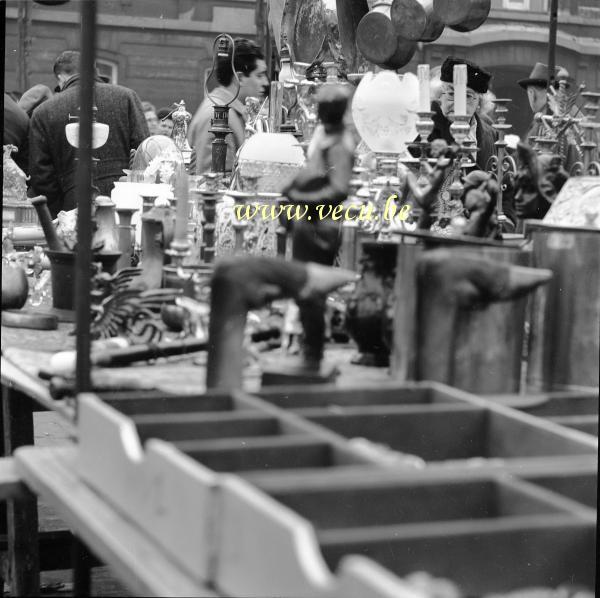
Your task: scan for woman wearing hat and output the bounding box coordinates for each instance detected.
[412,56,517,231]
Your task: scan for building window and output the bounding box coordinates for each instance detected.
[96,59,118,84]
[503,0,531,9]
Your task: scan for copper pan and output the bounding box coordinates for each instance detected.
[382,36,418,70]
[432,0,490,31]
[356,1,397,64]
[391,0,445,42]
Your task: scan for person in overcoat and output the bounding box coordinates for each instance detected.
[29,50,149,217]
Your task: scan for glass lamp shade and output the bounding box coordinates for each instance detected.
[351,71,419,154]
[237,132,305,193]
[65,122,110,149]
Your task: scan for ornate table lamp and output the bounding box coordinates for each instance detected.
[205,34,240,177]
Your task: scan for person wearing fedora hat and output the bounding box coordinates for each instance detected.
[518,62,579,171]
[518,62,571,128]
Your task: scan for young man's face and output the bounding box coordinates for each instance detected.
[238,59,269,103]
[439,82,480,122]
[158,118,173,136]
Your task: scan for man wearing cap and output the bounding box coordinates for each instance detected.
[518,62,579,171]
[413,56,516,230]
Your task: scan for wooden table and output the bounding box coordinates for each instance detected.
[11,447,217,597]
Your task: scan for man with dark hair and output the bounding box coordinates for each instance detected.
[29,50,149,216]
[188,38,269,175]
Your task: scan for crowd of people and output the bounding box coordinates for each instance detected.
[3,41,576,223]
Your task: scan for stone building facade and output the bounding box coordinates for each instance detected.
[4,0,600,137]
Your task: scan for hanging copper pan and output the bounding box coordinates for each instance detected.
[356,1,398,64]
[432,0,490,31]
[391,0,445,43]
[382,36,418,70]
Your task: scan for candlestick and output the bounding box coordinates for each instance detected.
[174,164,189,244]
[115,206,137,271]
[453,64,467,117]
[418,64,430,112]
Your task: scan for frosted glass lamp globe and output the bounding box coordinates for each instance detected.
[351,71,419,156]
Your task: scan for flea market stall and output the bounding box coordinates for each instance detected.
[1,0,598,596]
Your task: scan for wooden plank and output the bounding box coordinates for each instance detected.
[390,244,421,382]
[319,517,596,596]
[215,474,333,597]
[132,412,280,442]
[305,408,487,461]
[2,386,40,597]
[76,395,218,585]
[15,446,216,598]
[0,458,29,501]
[547,415,598,435]
[175,435,334,472]
[103,391,234,415]
[257,384,433,409]
[334,555,424,598]
[1,356,70,417]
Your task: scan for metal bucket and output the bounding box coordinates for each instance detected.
[391,240,534,394]
[46,250,121,311]
[525,221,600,391]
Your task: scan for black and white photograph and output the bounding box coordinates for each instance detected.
[1,0,598,596]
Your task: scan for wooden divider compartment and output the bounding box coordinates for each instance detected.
[483,392,599,436]
[303,405,596,464]
[261,470,596,596]
[255,382,467,410]
[268,476,586,530]
[519,469,598,509]
[100,390,240,416]
[319,518,596,596]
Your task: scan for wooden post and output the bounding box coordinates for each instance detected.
[16,0,31,93]
[1,387,39,597]
[74,0,97,397]
[547,0,559,89]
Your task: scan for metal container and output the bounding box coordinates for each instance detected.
[391,241,533,394]
[525,221,600,391]
[47,250,121,310]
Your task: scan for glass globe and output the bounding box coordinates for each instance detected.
[351,71,419,156]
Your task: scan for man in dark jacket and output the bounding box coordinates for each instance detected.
[29,50,149,217]
[413,57,516,229]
